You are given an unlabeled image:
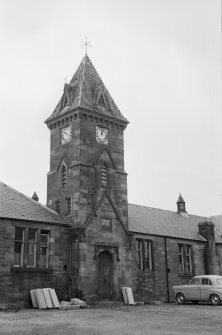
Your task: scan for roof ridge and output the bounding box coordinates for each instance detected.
[0,181,59,217]
[128,202,208,219]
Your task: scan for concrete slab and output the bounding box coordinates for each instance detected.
[59,305,81,310]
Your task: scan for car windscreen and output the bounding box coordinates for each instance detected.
[216,278,222,285]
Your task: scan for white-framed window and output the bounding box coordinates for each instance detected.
[27,229,37,267]
[136,239,153,271]
[14,227,50,268]
[178,244,192,274]
[39,230,49,268]
[178,244,184,273]
[14,227,25,267]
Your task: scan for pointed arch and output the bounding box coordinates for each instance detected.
[93,147,117,170]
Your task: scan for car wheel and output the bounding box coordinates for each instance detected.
[210,294,221,306]
[176,293,186,305]
[191,300,199,305]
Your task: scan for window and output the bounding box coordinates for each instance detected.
[55,200,61,214]
[62,165,67,188]
[27,229,37,267]
[101,218,112,231]
[190,278,200,285]
[66,197,71,215]
[178,244,192,274]
[14,227,24,267]
[201,278,212,285]
[14,227,50,268]
[101,166,108,186]
[39,230,49,268]
[136,239,153,271]
[178,244,184,273]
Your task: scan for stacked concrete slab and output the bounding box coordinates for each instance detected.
[30,288,60,309]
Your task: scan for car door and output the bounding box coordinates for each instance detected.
[186,278,201,300]
[200,278,212,301]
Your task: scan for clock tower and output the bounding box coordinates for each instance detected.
[45,55,131,300]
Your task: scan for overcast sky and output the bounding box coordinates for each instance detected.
[0,0,221,217]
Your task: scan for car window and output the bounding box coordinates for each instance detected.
[201,278,209,285]
[216,278,222,285]
[190,278,200,285]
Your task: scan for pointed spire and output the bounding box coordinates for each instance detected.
[45,55,128,125]
[32,192,39,202]
[177,193,187,213]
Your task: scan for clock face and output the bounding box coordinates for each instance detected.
[96,126,108,144]
[61,125,72,144]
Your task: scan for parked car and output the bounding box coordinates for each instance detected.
[173,275,222,306]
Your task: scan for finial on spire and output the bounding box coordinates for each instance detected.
[81,36,92,55]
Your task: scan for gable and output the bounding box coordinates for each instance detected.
[93,147,116,169]
[84,191,128,234]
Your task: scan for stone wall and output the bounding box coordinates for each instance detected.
[131,234,206,303]
[0,219,69,307]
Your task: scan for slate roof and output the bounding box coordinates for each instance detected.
[45,55,128,124]
[209,215,222,238]
[0,182,68,225]
[128,203,222,243]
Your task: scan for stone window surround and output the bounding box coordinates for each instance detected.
[135,238,154,271]
[13,226,50,270]
[178,243,193,274]
[100,218,112,232]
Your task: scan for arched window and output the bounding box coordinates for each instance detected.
[61,165,67,189]
[101,166,108,186]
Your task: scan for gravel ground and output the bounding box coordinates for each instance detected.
[0,303,222,335]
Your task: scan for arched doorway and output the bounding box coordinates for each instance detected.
[98,251,113,298]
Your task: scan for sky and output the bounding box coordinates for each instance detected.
[0,0,221,217]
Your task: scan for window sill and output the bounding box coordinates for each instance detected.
[11,267,53,274]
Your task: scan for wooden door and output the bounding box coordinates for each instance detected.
[98,251,112,298]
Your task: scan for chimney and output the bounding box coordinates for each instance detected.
[198,221,220,275]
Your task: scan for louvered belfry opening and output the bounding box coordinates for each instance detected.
[61,165,67,189]
[101,165,108,186]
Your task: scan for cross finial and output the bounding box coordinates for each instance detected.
[81,36,92,55]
